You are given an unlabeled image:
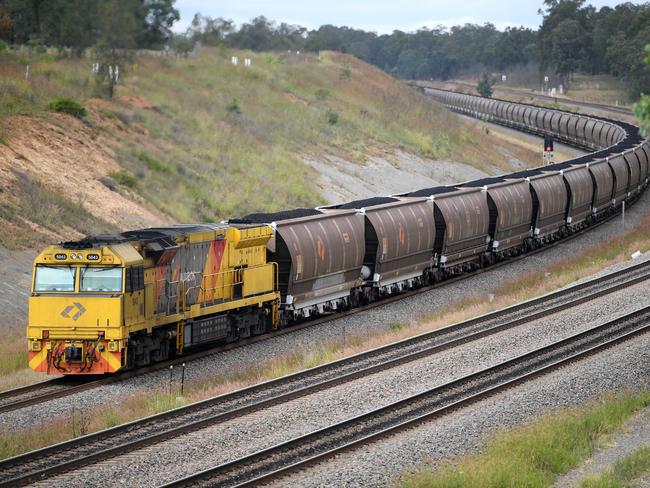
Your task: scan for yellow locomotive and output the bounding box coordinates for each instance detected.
[27,224,280,374]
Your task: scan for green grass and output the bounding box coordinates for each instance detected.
[401,392,650,488]
[0,349,26,375]
[137,150,171,173]
[579,446,650,488]
[578,446,650,488]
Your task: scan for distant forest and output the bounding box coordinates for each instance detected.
[1,0,649,97]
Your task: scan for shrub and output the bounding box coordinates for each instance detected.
[339,63,352,79]
[315,88,329,101]
[108,170,138,188]
[326,109,339,125]
[477,72,495,98]
[226,98,241,114]
[48,97,87,118]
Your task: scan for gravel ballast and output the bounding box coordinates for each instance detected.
[2,189,649,434]
[275,336,650,488]
[35,278,650,487]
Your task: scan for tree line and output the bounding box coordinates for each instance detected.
[176,1,650,98]
[1,0,649,98]
[0,0,179,51]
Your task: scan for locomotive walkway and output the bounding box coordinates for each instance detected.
[2,259,650,486]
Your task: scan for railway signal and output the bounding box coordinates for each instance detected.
[543,134,554,164]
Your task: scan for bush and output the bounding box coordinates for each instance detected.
[326,109,339,125]
[108,170,138,188]
[339,64,352,79]
[315,88,329,101]
[226,98,241,114]
[477,72,495,98]
[48,97,87,118]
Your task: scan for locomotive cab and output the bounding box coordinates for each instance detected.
[27,244,143,374]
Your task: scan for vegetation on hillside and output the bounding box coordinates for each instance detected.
[0,46,529,240]
[1,1,649,99]
[172,1,650,99]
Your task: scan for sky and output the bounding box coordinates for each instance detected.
[173,0,641,34]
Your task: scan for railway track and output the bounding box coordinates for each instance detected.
[0,197,633,416]
[0,377,95,414]
[2,258,649,487]
[165,305,650,488]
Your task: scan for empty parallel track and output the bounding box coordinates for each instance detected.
[165,305,650,487]
[2,259,649,487]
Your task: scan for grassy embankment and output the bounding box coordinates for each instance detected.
[0,47,529,242]
[2,210,650,461]
[400,391,650,488]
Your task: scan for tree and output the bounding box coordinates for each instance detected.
[0,4,12,41]
[169,33,193,57]
[538,0,594,85]
[139,0,179,48]
[634,45,650,135]
[549,18,588,84]
[477,72,495,97]
[186,13,233,46]
[93,0,139,98]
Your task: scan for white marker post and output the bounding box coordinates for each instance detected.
[25,65,29,81]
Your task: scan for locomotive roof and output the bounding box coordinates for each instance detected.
[61,223,258,249]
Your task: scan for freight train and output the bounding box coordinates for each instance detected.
[27,89,650,374]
